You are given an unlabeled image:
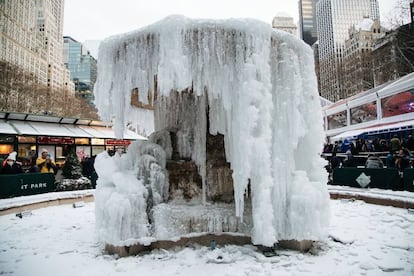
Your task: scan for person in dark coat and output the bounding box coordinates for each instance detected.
[342,150,356,167]
[81,156,95,178]
[28,156,40,173]
[403,135,414,151]
[390,135,401,153]
[0,152,23,174]
[395,148,410,172]
[330,151,342,171]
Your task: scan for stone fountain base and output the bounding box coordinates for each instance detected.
[105,236,313,257]
[103,202,313,257]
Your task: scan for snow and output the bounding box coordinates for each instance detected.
[328,185,414,205]
[94,15,329,247]
[0,190,94,211]
[1,192,413,275]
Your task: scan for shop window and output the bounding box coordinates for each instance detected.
[91,138,105,145]
[0,144,13,155]
[75,138,89,145]
[18,144,37,158]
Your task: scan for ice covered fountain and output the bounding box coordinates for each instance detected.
[93,15,330,256]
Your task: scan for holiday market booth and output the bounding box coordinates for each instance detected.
[0,112,146,198]
[0,112,146,165]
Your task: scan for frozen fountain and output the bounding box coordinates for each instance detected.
[93,15,330,256]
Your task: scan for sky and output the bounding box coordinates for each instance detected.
[63,0,397,43]
[0,188,413,275]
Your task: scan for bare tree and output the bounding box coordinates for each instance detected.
[383,0,412,30]
[0,60,99,119]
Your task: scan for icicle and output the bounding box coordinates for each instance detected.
[94,16,330,246]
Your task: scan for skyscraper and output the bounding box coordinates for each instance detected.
[63,36,97,105]
[298,0,318,46]
[316,0,380,102]
[0,0,69,92]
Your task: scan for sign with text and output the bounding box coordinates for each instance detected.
[106,139,131,146]
[0,173,55,198]
[38,136,74,144]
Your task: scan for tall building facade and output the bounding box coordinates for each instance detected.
[63,36,97,105]
[343,19,382,96]
[372,23,414,86]
[316,0,380,102]
[272,15,297,36]
[0,0,69,92]
[298,0,318,46]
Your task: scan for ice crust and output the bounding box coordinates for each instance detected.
[94,15,330,246]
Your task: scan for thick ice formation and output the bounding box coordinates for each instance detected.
[94,15,330,246]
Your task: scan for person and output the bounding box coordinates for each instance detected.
[333,141,340,153]
[365,154,384,169]
[350,141,357,155]
[395,148,410,172]
[365,140,375,152]
[0,151,23,174]
[402,135,414,151]
[81,155,95,178]
[379,139,388,152]
[28,156,40,173]
[342,150,356,167]
[340,139,351,153]
[390,135,401,153]
[36,149,57,173]
[329,151,342,171]
[385,150,395,168]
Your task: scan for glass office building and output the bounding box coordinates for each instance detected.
[298,0,319,46]
[63,36,97,104]
[316,0,380,102]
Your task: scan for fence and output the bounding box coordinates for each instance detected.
[332,168,414,191]
[0,173,56,199]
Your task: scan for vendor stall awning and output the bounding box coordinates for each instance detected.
[10,121,92,138]
[10,121,39,136]
[0,121,18,135]
[3,120,147,140]
[79,126,147,140]
[28,122,93,138]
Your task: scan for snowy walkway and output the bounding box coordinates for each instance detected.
[0,190,94,215]
[0,190,413,275]
[328,185,414,209]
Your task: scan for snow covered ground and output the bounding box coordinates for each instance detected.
[0,192,413,276]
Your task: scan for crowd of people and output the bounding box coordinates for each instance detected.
[324,134,414,173]
[0,148,96,179]
[0,149,57,175]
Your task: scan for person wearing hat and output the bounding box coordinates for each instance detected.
[36,149,57,173]
[365,153,384,169]
[0,151,23,174]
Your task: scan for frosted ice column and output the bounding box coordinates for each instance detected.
[94,15,330,246]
